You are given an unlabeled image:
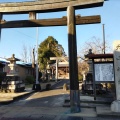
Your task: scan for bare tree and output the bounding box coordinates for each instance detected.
[21,44,33,63]
[79,36,112,58]
[21,44,28,62]
[78,60,89,81]
[77,36,112,80]
[28,46,33,63]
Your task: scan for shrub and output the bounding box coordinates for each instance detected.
[25,75,35,84]
[107,83,115,92]
[78,75,83,81]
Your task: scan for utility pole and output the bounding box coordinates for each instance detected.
[103,24,105,54]
[32,1,40,90]
[103,24,108,91]
[36,20,39,84]
[35,5,41,90]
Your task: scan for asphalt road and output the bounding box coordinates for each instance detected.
[51,79,70,90]
[10,89,69,107]
[7,79,70,107]
[0,80,119,120]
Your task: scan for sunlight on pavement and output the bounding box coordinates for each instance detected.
[26,89,69,100]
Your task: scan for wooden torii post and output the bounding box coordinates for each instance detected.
[0,0,104,113]
[50,57,59,82]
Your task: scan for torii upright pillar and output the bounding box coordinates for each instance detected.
[67,6,80,113]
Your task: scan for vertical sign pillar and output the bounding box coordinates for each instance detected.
[111,40,120,112]
[67,6,80,113]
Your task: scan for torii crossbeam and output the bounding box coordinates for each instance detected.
[0,15,100,28]
[0,0,104,14]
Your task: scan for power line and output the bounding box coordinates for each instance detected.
[12,29,36,40]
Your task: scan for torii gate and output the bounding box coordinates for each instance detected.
[0,0,104,113]
[50,57,69,82]
[50,56,80,82]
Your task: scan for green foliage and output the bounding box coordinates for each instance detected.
[78,74,83,81]
[38,36,66,70]
[25,75,35,84]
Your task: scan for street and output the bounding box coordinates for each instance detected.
[7,79,70,107]
[0,80,119,120]
[0,80,70,120]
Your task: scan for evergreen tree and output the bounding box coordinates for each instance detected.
[38,36,66,70]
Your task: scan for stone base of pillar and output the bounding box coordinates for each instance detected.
[32,84,41,91]
[111,100,120,112]
[70,90,80,113]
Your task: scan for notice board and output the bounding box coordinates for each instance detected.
[94,62,114,82]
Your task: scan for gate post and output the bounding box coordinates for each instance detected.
[67,6,80,113]
[29,12,36,20]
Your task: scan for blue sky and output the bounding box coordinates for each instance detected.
[0,0,120,60]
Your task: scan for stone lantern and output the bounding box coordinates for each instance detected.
[7,54,20,76]
[85,49,93,73]
[1,54,25,92]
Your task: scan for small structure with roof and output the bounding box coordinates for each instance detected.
[83,49,114,99]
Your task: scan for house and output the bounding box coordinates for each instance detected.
[16,62,34,81]
[0,57,34,81]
